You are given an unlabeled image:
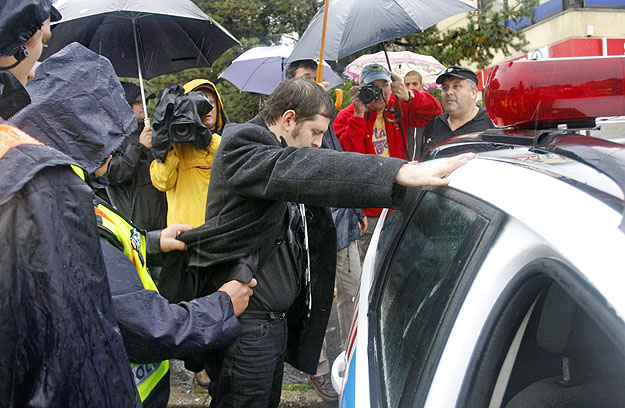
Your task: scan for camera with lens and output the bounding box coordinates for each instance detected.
[358,84,382,105]
[152,84,213,162]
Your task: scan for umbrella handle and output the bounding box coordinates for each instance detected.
[384,100,403,124]
[334,89,343,110]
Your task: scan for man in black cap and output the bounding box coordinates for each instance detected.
[107,81,168,234]
[0,1,141,405]
[423,65,494,151]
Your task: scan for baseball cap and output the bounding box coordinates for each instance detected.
[0,0,61,58]
[436,65,478,85]
[120,81,156,106]
[360,64,391,85]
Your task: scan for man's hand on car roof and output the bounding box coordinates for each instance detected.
[395,153,475,187]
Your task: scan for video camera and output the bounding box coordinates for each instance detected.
[359,84,382,105]
[151,84,213,163]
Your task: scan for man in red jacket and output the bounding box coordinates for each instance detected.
[334,63,442,262]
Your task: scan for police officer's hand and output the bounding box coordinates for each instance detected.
[139,125,153,149]
[390,72,410,102]
[350,85,366,118]
[160,223,193,252]
[395,153,475,187]
[219,279,258,317]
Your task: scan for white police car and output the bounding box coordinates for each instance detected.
[331,56,625,408]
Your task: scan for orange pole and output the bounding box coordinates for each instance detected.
[315,0,330,84]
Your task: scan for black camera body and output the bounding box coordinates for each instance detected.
[152,85,214,163]
[359,84,382,105]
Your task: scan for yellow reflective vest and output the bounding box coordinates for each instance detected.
[72,165,169,402]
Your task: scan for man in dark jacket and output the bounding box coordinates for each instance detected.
[170,78,472,407]
[0,2,141,406]
[423,66,494,151]
[107,81,167,232]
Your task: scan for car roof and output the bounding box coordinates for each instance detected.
[433,133,625,323]
[425,128,625,217]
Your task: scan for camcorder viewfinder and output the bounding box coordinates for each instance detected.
[359,84,382,105]
[151,84,213,163]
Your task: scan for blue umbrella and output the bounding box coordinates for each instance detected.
[287,0,475,64]
[219,44,344,95]
[42,0,239,124]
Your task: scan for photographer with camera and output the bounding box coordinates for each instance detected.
[149,79,228,229]
[334,63,441,261]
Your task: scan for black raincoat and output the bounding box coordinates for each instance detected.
[11,43,240,407]
[0,44,141,408]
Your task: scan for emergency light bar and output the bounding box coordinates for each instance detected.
[485,56,625,129]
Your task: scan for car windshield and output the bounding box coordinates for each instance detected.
[377,191,485,407]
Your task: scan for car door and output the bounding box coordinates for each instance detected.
[366,187,504,408]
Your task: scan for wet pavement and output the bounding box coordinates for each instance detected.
[168,297,343,407]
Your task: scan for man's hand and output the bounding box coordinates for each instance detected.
[218,279,258,317]
[390,72,410,102]
[395,153,475,187]
[139,125,153,149]
[160,223,193,252]
[358,216,368,235]
[349,85,366,118]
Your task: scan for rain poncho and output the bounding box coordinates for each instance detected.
[1,43,140,406]
[12,43,240,407]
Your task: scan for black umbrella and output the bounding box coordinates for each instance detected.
[42,0,240,124]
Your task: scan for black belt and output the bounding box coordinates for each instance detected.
[238,310,287,320]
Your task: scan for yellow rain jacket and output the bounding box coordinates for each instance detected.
[150,80,227,228]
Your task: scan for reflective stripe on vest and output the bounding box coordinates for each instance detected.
[0,124,43,159]
[70,165,169,401]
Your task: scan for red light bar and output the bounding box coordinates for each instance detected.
[485,57,625,129]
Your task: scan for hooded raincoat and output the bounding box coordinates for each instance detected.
[11,44,241,408]
[1,43,140,406]
[149,79,227,227]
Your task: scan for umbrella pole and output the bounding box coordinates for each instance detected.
[315,0,330,84]
[381,41,393,72]
[132,17,150,128]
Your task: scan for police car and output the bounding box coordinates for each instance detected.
[331,56,625,408]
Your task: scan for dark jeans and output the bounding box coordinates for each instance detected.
[207,316,288,408]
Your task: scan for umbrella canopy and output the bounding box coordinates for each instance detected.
[344,51,445,87]
[287,0,475,63]
[42,0,240,79]
[219,44,344,95]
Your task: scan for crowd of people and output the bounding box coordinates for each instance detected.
[0,1,483,407]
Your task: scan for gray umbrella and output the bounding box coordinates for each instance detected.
[42,0,239,124]
[287,0,475,64]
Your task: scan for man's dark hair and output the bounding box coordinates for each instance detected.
[261,78,336,126]
[285,59,318,80]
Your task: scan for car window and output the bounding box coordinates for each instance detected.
[377,191,485,408]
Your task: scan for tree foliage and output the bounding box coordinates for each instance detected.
[144,0,538,122]
[393,0,539,70]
